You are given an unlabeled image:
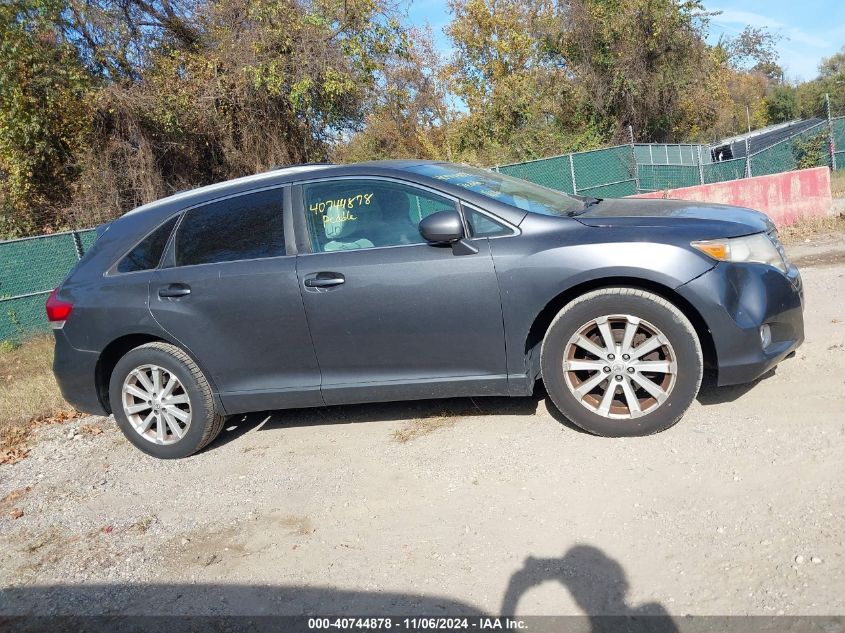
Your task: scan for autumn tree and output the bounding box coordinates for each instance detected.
[334,29,454,163]
[0,0,90,236]
[555,0,722,143]
[444,0,592,164]
[796,46,845,118]
[0,0,413,234]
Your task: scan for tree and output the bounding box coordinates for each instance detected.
[765,85,798,124]
[444,0,588,163]
[0,0,91,237]
[1,0,412,233]
[554,0,722,142]
[335,29,454,163]
[720,26,783,81]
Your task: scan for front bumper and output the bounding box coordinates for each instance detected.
[677,261,804,386]
[53,329,108,415]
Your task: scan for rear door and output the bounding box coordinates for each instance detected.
[149,186,321,412]
[293,177,508,405]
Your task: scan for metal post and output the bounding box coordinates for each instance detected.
[826,93,837,171]
[628,126,640,192]
[648,145,653,164]
[568,154,577,194]
[745,137,752,178]
[665,144,669,164]
[71,231,84,259]
[697,145,705,185]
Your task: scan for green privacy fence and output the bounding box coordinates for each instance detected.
[1,229,97,343]
[496,145,638,197]
[2,117,845,345]
[749,121,830,176]
[497,116,845,197]
[702,158,747,184]
[495,155,575,193]
[832,117,845,170]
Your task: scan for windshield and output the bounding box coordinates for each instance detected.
[404,163,588,217]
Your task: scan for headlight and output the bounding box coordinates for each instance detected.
[691,233,788,273]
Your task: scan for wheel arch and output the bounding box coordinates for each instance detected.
[95,333,222,414]
[524,277,717,379]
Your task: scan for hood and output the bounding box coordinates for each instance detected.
[574,197,774,238]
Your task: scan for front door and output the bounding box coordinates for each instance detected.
[295,178,508,405]
[149,186,321,413]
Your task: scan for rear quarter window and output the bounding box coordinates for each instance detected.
[117,216,179,273]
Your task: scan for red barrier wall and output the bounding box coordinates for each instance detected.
[629,167,833,227]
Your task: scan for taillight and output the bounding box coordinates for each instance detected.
[45,288,73,327]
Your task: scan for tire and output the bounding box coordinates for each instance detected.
[109,342,226,458]
[541,288,703,437]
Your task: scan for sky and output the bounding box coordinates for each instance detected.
[405,0,845,82]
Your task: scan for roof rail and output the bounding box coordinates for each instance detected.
[266,162,334,172]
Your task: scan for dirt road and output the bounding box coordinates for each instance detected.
[2,239,844,618]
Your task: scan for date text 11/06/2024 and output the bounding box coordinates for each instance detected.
[307,617,528,630]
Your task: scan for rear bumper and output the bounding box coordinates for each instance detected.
[53,329,107,415]
[677,262,804,387]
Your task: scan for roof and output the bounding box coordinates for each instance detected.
[123,163,337,216]
[118,160,454,224]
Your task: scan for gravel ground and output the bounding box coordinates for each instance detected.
[1,237,844,618]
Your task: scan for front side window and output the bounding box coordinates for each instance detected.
[174,189,285,267]
[117,216,178,273]
[303,179,455,253]
[404,163,585,217]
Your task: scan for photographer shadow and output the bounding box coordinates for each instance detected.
[502,545,679,632]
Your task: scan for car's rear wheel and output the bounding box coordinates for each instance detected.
[109,342,225,458]
[541,288,703,437]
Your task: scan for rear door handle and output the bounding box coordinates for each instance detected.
[304,273,345,288]
[158,283,191,298]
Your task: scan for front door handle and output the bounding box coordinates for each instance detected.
[304,273,345,288]
[158,283,191,298]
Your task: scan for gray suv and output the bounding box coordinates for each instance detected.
[48,161,804,458]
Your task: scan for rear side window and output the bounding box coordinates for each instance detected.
[117,216,178,273]
[174,189,285,266]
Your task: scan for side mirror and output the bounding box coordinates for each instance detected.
[419,210,464,243]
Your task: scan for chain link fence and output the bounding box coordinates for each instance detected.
[496,145,638,197]
[498,116,845,197]
[2,116,845,345]
[832,116,845,170]
[1,229,97,343]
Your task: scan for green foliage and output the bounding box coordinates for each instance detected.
[766,85,798,124]
[0,0,840,238]
[0,0,90,237]
[553,0,722,142]
[0,339,19,354]
[793,132,828,170]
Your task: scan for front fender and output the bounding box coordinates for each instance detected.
[490,228,715,379]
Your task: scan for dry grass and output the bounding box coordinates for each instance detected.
[0,336,76,463]
[779,213,845,245]
[830,169,845,198]
[391,405,482,443]
[392,415,460,443]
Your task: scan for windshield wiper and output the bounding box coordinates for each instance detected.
[567,197,602,216]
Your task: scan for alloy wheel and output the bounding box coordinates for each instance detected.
[121,364,192,445]
[563,314,677,419]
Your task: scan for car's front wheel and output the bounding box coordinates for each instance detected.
[109,342,226,458]
[541,288,703,437]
